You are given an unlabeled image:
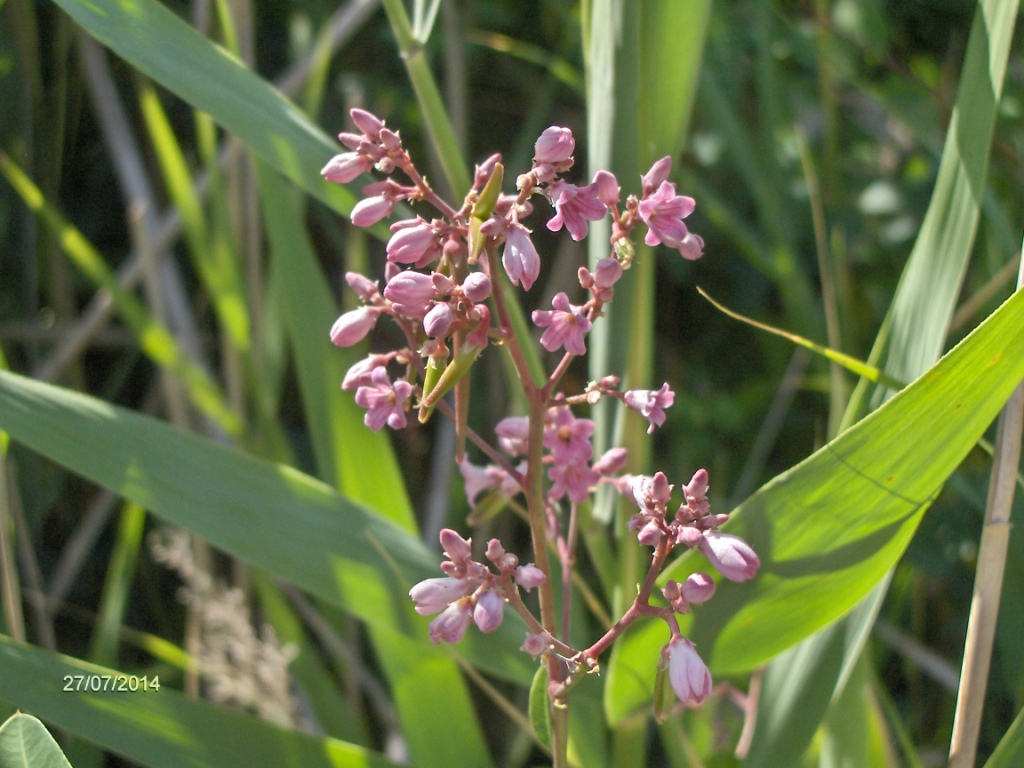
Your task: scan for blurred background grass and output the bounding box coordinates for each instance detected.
[2,0,1024,765]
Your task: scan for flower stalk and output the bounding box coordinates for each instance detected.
[324,111,760,765]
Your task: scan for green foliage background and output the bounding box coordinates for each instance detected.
[1,1,1023,766]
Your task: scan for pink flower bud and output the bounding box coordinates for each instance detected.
[593,170,620,207]
[681,573,716,604]
[350,108,385,140]
[473,589,505,633]
[684,469,709,503]
[664,635,711,705]
[593,447,628,475]
[677,231,704,261]
[637,521,664,547]
[534,126,575,164]
[378,127,402,152]
[592,257,623,289]
[663,580,682,603]
[676,526,703,548]
[322,152,372,184]
[440,528,473,563]
[409,576,470,616]
[698,531,760,582]
[514,564,546,589]
[351,195,395,227]
[474,153,503,188]
[502,224,540,291]
[485,539,505,562]
[387,219,440,265]
[345,272,379,302]
[642,156,673,196]
[423,302,455,337]
[462,272,492,303]
[329,306,380,347]
[429,601,472,644]
[384,270,436,311]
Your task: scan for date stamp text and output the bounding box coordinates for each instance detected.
[62,674,160,692]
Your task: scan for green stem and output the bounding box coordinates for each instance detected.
[379,0,471,198]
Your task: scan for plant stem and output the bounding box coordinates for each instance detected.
[948,261,1024,767]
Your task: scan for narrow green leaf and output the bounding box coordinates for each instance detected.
[255,162,414,525]
[605,286,1024,720]
[0,637,402,768]
[0,151,243,439]
[845,0,1021,423]
[0,713,73,768]
[0,372,534,685]
[49,0,364,221]
[89,503,146,667]
[138,82,250,353]
[529,665,552,750]
[984,703,1024,768]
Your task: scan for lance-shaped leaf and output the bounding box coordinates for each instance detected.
[605,286,1024,721]
[0,371,535,686]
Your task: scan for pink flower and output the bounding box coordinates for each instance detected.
[544,407,594,466]
[329,306,380,347]
[495,417,530,455]
[623,383,675,434]
[546,181,607,241]
[351,194,395,227]
[458,459,505,507]
[429,601,472,644]
[502,224,541,290]
[409,577,472,616]
[632,472,673,512]
[473,589,505,633]
[322,152,372,184]
[521,633,548,657]
[534,126,575,164]
[638,181,698,257]
[698,531,760,582]
[549,459,599,503]
[354,367,412,431]
[341,352,396,391]
[387,219,442,266]
[664,636,712,705]
[532,292,591,355]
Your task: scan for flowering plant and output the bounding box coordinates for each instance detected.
[325,110,759,764]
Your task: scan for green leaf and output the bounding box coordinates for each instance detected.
[48,0,361,221]
[0,713,73,768]
[605,285,1024,721]
[0,637,402,768]
[984,703,1024,768]
[0,371,534,686]
[529,665,552,751]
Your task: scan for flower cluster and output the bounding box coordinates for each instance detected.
[323,109,757,717]
[409,529,545,644]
